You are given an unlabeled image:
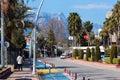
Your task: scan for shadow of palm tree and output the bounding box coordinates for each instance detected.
[55,66,77,69]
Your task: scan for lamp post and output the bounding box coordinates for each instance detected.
[29,38,32,60]
[32,0,44,74]
[1,0,5,68]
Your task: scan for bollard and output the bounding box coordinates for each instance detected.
[72,72,74,77]
[75,73,77,80]
[64,68,66,73]
[48,66,51,73]
[44,62,46,69]
[66,69,68,74]
[83,77,85,80]
[52,64,55,68]
[71,72,74,79]
[69,70,71,75]
[70,71,72,76]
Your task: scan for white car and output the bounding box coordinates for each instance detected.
[60,54,68,59]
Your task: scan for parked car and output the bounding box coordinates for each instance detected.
[60,53,70,59]
[101,54,110,62]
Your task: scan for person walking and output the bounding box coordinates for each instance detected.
[17,54,23,71]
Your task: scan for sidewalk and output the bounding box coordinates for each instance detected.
[67,57,120,70]
[6,59,40,80]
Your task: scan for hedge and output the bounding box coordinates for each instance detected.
[113,58,120,64]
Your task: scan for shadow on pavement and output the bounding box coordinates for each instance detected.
[16,78,32,80]
[55,66,77,69]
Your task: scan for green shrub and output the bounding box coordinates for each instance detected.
[117,46,120,55]
[114,45,117,58]
[72,49,79,58]
[113,58,120,64]
[91,48,95,62]
[76,56,80,59]
[0,68,2,71]
[79,49,84,59]
[105,49,110,55]
[95,45,101,61]
[37,52,42,58]
[88,58,92,62]
[104,58,110,64]
[86,47,91,61]
[110,45,117,64]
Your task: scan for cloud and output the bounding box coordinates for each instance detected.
[73,3,112,9]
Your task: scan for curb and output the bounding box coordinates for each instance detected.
[67,58,120,69]
[38,59,55,67]
[0,67,11,79]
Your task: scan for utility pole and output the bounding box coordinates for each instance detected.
[32,0,44,74]
[1,0,5,68]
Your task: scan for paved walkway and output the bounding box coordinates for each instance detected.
[6,59,40,80]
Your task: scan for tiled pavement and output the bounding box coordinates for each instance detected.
[6,59,40,80]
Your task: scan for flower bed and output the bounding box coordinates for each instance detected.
[0,67,11,79]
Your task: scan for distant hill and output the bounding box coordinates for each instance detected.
[37,12,69,39]
[25,12,102,38]
[93,23,103,36]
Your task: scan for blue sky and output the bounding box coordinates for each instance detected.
[26,0,118,25]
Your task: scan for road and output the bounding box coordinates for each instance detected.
[43,57,120,80]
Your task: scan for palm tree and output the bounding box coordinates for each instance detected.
[83,21,93,46]
[102,1,120,47]
[0,0,34,65]
[103,16,117,47]
[89,32,95,45]
[68,12,82,46]
[99,29,109,48]
[112,1,120,46]
[11,28,26,51]
[4,0,33,50]
[76,33,82,46]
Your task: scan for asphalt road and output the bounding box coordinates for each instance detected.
[43,57,120,80]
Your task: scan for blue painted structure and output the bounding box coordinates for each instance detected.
[36,61,70,80]
[43,73,70,80]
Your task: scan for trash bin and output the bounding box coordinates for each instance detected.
[14,63,17,69]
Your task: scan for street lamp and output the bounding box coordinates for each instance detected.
[29,38,32,59]
[1,0,5,68]
[0,0,8,68]
[32,0,44,74]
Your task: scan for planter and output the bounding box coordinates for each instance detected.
[0,67,11,79]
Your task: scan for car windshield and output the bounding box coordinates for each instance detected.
[104,54,109,57]
[61,54,66,56]
[101,54,109,57]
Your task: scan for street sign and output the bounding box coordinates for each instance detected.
[5,41,9,48]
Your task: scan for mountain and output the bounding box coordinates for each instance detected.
[26,12,102,38]
[93,23,103,36]
[37,12,69,39]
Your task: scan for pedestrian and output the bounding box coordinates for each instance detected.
[17,54,23,71]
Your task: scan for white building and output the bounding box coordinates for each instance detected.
[106,11,112,18]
